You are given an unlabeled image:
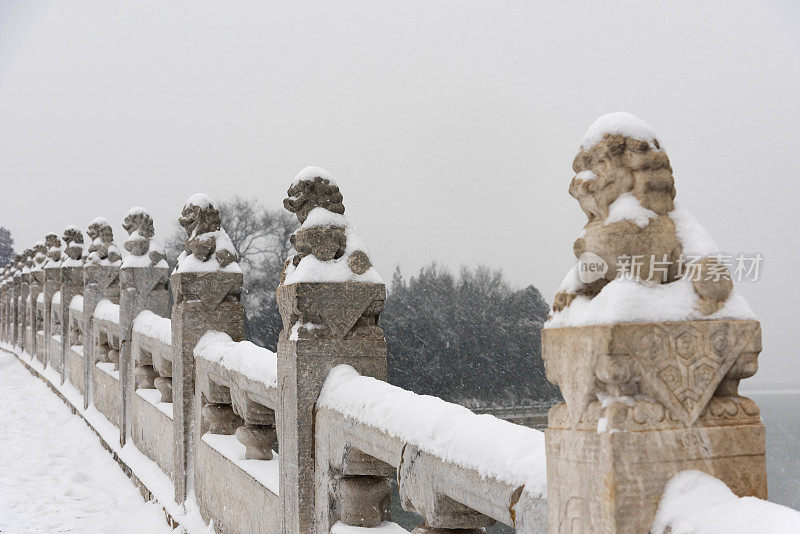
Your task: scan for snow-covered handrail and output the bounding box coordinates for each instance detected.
[315,365,547,533]
[92,299,121,369]
[194,331,279,465]
[130,310,173,403]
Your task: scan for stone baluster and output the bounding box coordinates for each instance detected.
[0,268,8,343]
[82,218,122,409]
[277,168,388,533]
[119,208,170,446]
[231,389,277,460]
[29,242,47,362]
[43,233,64,368]
[171,194,244,503]
[60,227,85,385]
[200,385,243,436]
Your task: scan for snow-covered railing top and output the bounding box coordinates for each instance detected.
[93,299,120,325]
[321,364,546,496]
[132,310,171,347]
[316,365,547,532]
[69,295,83,314]
[194,331,279,412]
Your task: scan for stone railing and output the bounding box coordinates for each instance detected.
[315,366,547,533]
[0,179,552,534]
[0,143,785,533]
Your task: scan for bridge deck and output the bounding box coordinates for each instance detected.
[0,351,171,533]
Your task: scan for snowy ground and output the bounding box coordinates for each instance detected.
[0,352,172,534]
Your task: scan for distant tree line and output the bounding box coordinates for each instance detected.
[166,198,558,405]
[0,227,14,267]
[383,264,559,405]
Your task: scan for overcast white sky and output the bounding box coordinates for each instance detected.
[1,1,799,387]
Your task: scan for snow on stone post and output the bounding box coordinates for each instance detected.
[82,218,123,411]
[542,113,766,534]
[170,194,244,503]
[59,227,85,385]
[29,242,47,362]
[43,233,64,369]
[276,167,388,533]
[119,208,169,446]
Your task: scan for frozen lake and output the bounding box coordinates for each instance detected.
[750,391,800,510]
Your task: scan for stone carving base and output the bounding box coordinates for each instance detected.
[542,319,766,534]
[545,422,766,534]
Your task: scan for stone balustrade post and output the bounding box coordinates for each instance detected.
[19,249,33,353]
[82,218,122,410]
[119,208,170,446]
[43,233,64,369]
[276,168,389,533]
[170,194,244,503]
[12,255,22,347]
[542,118,767,533]
[60,227,85,385]
[29,242,47,362]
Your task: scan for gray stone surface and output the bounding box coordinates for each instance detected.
[132,391,175,480]
[93,363,122,428]
[194,436,280,534]
[68,347,86,394]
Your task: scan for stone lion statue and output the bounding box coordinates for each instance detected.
[554,113,733,317]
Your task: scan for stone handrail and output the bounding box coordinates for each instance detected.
[315,365,547,533]
[0,139,782,533]
[131,310,173,402]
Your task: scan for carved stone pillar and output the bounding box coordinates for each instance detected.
[19,249,33,353]
[119,208,170,446]
[82,218,122,409]
[277,169,387,533]
[60,227,85,385]
[171,194,244,503]
[543,117,767,533]
[29,242,47,362]
[11,255,22,347]
[43,233,64,369]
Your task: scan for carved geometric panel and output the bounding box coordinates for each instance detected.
[635,322,758,426]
